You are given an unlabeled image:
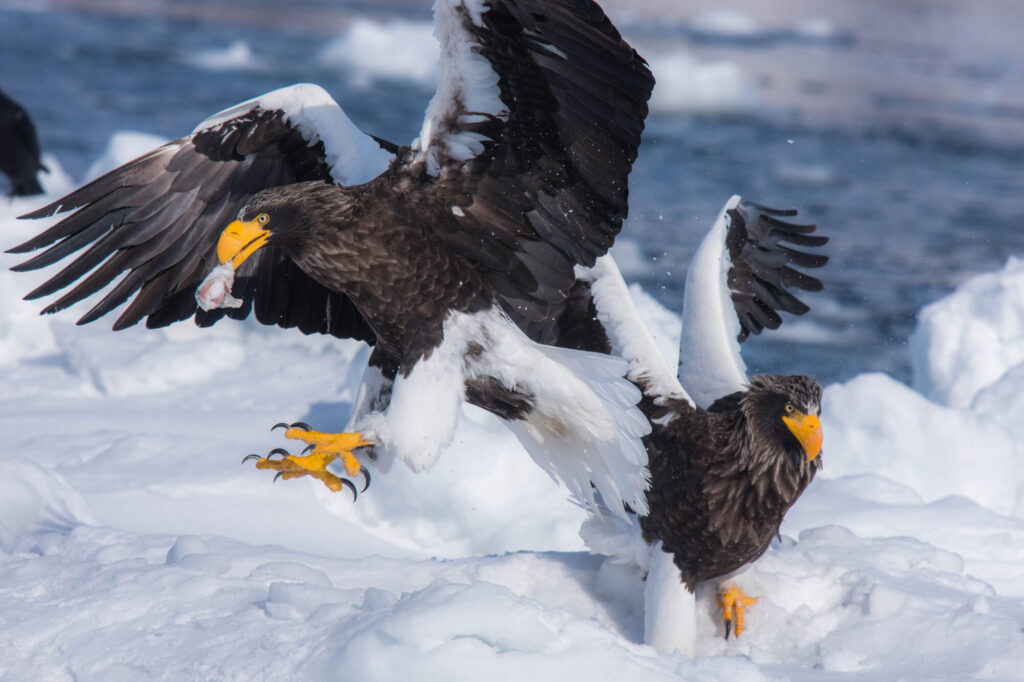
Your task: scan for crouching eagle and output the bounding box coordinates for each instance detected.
[9,0,656,517]
[567,198,827,653]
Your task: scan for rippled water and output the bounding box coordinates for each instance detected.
[1,0,1021,386]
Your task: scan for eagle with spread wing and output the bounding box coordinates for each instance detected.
[11,0,655,518]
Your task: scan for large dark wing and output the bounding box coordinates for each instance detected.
[9,84,392,342]
[725,200,829,341]
[406,0,654,320]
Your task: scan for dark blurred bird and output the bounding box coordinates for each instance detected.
[0,88,46,196]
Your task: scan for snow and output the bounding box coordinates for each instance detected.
[3,137,1024,679]
[910,257,1024,409]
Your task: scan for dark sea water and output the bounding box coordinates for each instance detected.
[1,0,1022,386]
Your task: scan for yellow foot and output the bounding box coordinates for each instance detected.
[242,421,374,498]
[717,583,759,639]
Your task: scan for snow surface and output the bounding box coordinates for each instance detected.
[3,137,1024,679]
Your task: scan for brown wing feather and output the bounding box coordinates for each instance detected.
[411,0,655,320]
[726,202,830,341]
[10,107,380,343]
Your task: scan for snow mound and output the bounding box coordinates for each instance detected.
[822,372,1024,516]
[910,256,1024,409]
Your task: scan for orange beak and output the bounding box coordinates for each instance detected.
[783,411,823,461]
[217,219,270,268]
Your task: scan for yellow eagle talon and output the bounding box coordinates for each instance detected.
[248,426,373,497]
[718,583,759,639]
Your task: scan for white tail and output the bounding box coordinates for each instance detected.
[504,342,651,519]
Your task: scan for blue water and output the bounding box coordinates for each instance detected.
[2,1,1022,386]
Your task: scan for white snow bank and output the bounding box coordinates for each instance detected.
[910,256,1024,409]
[647,51,757,116]
[4,495,1023,680]
[820,257,1024,517]
[822,372,1024,517]
[0,460,97,539]
[319,19,438,88]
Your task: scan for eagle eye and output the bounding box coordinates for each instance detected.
[784,402,795,414]
[256,212,269,225]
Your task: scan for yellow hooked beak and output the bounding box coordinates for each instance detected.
[217,218,270,268]
[782,410,823,462]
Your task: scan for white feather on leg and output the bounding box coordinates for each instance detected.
[645,541,696,656]
[346,307,651,517]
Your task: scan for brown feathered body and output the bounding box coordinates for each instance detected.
[639,375,822,590]
[240,177,494,368]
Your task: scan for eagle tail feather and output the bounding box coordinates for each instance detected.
[505,342,651,519]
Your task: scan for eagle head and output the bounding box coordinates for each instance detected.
[216,181,352,267]
[739,374,823,471]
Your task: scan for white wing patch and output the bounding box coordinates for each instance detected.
[413,0,508,176]
[677,195,748,409]
[193,83,394,186]
[579,256,694,407]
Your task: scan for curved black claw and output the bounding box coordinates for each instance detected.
[271,422,291,432]
[267,448,291,460]
[242,453,263,464]
[340,477,358,502]
[289,421,313,431]
[724,620,733,640]
[358,466,371,493]
[302,443,316,455]
[273,472,284,483]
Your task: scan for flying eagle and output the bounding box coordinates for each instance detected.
[9,0,656,517]
[564,197,827,653]
[0,87,47,197]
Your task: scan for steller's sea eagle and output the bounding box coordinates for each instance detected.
[565,198,827,654]
[9,0,656,518]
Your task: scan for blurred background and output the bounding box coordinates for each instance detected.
[1,0,1021,386]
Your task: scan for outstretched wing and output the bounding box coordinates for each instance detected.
[678,196,828,407]
[10,84,393,342]
[725,200,829,340]
[406,0,654,320]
